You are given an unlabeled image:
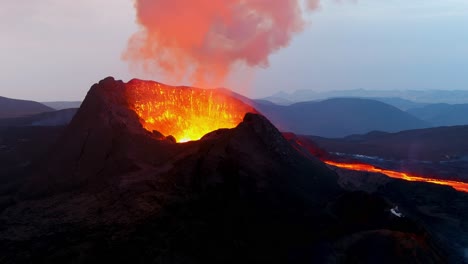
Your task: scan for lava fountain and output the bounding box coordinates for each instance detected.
[125,80,255,142]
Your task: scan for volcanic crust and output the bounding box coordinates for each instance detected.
[0,77,447,263]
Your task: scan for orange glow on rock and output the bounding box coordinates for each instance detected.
[126,80,255,142]
[324,160,468,193]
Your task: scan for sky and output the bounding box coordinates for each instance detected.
[1,0,468,101]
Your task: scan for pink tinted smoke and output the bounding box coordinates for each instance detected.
[124,0,320,87]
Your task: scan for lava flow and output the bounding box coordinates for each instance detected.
[126,80,255,142]
[324,160,468,193]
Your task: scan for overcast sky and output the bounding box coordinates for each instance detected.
[1,0,468,101]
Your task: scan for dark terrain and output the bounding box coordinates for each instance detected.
[0,108,77,127]
[0,78,466,263]
[310,126,468,162]
[287,135,468,263]
[0,126,65,208]
[308,125,468,182]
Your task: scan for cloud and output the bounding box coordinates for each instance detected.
[123,0,321,87]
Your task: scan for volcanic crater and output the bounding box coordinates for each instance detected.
[125,79,256,143]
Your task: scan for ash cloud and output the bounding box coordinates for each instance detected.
[123,0,321,87]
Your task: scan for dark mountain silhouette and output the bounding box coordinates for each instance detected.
[0,108,78,127]
[261,89,468,104]
[41,101,82,110]
[260,95,427,110]
[368,97,427,111]
[308,125,468,184]
[0,77,445,263]
[253,98,429,138]
[408,103,468,126]
[0,96,54,118]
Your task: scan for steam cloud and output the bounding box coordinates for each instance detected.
[124,0,321,87]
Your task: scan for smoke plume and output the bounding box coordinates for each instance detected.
[124,0,320,87]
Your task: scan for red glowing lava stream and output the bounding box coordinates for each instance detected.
[285,135,468,193]
[323,160,468,193]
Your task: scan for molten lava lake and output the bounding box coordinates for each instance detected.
[125,80,255,142]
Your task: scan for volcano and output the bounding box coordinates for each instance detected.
[0,77,446,263]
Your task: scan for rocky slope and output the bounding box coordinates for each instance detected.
[290,135,468,263]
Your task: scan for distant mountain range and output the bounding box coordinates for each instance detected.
[3,90,468,137]
[367,97,428,111]
[407,103,468,127]
[262,89,468,105]
[257,89,468,133]
[0,108,78,127]
[252,98,430,138]
[0,96,54,118]
[41,101,82,110]
[311,125,468,162]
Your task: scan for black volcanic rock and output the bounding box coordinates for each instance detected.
[334,230,444,264]
[0,77,446,263]
[23,77,169,195]
[0,126,65,198]
[328,165,468,263]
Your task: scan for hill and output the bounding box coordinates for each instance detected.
[369,97,427,111]
[0,96,54,118]
[254,98,429,138]
[408,103,468,126]
[41,101,82,110]
[310,125,468,162]
[261,89,468,104]
[0,108,78,127]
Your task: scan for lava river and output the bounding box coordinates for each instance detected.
[324,160,468,193]
[286,135,468,193]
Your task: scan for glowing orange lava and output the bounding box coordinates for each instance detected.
[126,80,255,142]
[324,160,468,193]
